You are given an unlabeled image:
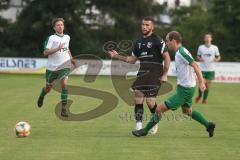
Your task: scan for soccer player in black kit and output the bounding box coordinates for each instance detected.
[108,17,170,134]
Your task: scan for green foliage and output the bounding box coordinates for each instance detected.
[0,0,10,52]
[170,5,211,58]
[210,0,240,61]
[1,0,164,58]
[0,0,240,61]
[169,0,240,61]
[2,0,87,57]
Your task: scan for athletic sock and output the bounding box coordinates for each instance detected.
[40,87,48,97]
[198,88,202,98]
[191,109,209,128]
[135,104,143,122]
[149,103,157,114]
[203,89,209,100]
[61,89,68,109]
[144,112,161,133]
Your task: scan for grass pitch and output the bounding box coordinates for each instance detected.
[0,74,240,160]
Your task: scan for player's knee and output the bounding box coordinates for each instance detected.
[182,108,192,116]
[61,83,67,90]
[146,100,155,108]
[206,81,211,87]
[61,86,67,91]
[155,106,161,113]
[135,97,144,104]
[135,93,144,104]
[46,85,52,92]
[182,111,190,116]
[155,104,168,114]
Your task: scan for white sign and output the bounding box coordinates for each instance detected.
[0,57,240,83]
[214,62,240,83]
[0,57,46,73]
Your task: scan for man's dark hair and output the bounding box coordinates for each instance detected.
[52,17,65,27]
[142,17,154,24]
[167,31,182,43]
[205,32,212,37]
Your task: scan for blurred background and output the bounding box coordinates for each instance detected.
[0,0,240,61]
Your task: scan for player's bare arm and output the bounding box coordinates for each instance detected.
[108,50,138,64]
[214,55,221,62]
[191,61,206,92]
[68,49,77,68]
[197,55,203,61]
[161,51,170,82]
[43,43,65,56]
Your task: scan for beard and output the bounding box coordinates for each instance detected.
[142,29,152,36]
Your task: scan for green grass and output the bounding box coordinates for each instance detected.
[0,74,240,160]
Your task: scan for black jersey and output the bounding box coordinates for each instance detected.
[132,33,167,75]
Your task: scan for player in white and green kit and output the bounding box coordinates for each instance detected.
[195,33,221,104]
[37,18,76,117]
[132,31,216,138]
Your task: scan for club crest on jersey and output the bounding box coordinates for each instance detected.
[147,42,152,48]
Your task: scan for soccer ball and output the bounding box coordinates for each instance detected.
[15,121,31,138]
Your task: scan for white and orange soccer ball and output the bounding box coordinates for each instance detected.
[15,121,31,138]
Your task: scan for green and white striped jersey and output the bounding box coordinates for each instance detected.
[175,46,196,88]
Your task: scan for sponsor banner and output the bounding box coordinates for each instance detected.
[165,62,240,83]
[167,62,240,83]
[0,57,240,83]
[0,57,46,74]
[71,60,139,75]
[214,62,240,83]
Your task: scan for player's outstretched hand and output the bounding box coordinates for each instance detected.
[199,82,206,92]
[160,74,168,83]
[197,56,204,62]
[107,50,119,58]
[58,43,65,50]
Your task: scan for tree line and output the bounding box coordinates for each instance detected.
[0,0,239,61]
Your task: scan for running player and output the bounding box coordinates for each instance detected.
[37,18,76,117]
[108,17,170,134]
[195,33,221,104]
[132,31,216,138]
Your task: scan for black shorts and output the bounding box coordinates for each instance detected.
[131,70,163,97]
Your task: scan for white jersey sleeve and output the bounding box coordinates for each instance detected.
[44,36,54,50]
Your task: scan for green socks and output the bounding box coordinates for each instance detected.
[61,89,68,108]
[142,109,209,133]
[191,109,209,128]
[198,88,202,97]
[203,89,209,100]
[144,113,161,133]
[39,88,68,109]
[40,87,48,97]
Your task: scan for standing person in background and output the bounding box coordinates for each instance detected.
[195,33,221,104]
